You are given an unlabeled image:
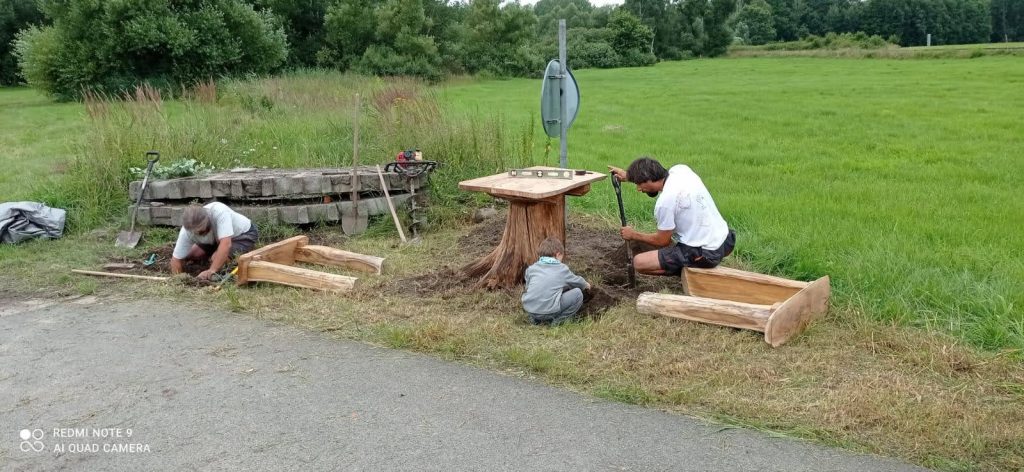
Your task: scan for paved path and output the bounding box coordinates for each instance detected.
[0,298,929,471]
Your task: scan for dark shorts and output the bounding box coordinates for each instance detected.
[657,229,736,276]
[197,224,259,259]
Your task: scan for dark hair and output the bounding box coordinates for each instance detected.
[537,236,564,258]
[626,157,668,185]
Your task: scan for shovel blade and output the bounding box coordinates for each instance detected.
[340,206,368,235]
[115,231,142,248]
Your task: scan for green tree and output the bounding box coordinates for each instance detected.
[319,0,377,69]
[254,0,330,68]
[16,0,286,100]
[358,0,443,80]
[607,8,656,65]
[0,0,45,85]
[734,0,776,44]
[463,0,540,76]
[534,0,596,37]
[992,0,1024,41]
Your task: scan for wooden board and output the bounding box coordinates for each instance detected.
[459,167,605,200]
[636,292,772,332]
[295,245,385,274]
[683,266,808,305]
[764,276,831,347]
[236,235,308,283]
[244,260,357,293]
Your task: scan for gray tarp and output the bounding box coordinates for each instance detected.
[0,202,67,244]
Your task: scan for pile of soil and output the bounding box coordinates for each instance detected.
[395,217,677,315]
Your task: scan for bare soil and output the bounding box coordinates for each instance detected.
[395,218,677,316]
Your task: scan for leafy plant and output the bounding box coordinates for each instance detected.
[130,159,217,180]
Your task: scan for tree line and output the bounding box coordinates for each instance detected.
[1,0,1020,97]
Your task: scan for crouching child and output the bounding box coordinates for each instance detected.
[521,237,591,325]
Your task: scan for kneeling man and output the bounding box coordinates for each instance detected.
[608,157,735,276]
[171,202,259,280]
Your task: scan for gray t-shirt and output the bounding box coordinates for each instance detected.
[521,258,588,315]
[171,202,252,259]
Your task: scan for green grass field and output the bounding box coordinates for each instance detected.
[441,57,1024,351]
[0,87,87,200]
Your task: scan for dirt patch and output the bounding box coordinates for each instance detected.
[394,217,677,315]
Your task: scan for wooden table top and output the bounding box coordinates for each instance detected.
[459,166,607,200]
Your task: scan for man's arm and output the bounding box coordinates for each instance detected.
[621,227,674,248]
[607,165,628,182]
[199,237,233,280]
[170,257,184,274]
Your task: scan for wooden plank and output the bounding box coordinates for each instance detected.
[243,260,357,293]
[683,266,808,305]
[636,292,772,332]
[764,276,831,347]
[295,246,385,275]
[249,235,306,265]
[72,269,169,281]
[236,235,307,284]
[459,167,605,200]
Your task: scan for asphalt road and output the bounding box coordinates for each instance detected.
[0,297,930,471]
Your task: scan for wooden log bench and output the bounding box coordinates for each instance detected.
[636,266,831,347]
[236,235,384,293]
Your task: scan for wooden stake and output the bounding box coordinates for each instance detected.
[72,269,169,281]
[376,164,407,243]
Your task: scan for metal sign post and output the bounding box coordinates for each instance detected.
[558,19,568,169]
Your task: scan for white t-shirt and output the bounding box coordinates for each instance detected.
[171,202,252,259]
[654,165,729,250]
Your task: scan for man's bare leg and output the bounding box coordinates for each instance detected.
[633,250,667,276]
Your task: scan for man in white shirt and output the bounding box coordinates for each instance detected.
[170,202,259,280]
[608,157,735,276]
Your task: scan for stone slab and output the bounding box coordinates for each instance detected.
[129,167,428,201]
[131,194,414,231]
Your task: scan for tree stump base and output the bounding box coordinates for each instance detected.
[461,196,565,290]
[457,167,606,290]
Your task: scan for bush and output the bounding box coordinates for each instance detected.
[756,31,895,50]
[15,0,287,100]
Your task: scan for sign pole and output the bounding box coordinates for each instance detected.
[558,19,568,170]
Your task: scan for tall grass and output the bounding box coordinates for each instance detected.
[36,70,537,230]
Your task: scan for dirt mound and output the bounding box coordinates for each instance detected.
[394,218,677,315]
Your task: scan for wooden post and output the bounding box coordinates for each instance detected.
[461,195,566,289]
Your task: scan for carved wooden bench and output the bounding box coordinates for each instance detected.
[236,236,384,293]
[637,266,831,347]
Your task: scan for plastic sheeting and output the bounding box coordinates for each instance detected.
[0,202,67,244]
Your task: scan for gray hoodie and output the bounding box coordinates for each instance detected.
[521,258,588,315]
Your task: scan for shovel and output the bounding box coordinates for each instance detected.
[116,151,160,248]
[342,94,368,235]
[611,175,636,288]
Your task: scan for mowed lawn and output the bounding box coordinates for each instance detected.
[0,87,87,200]
[441,57,1024,350]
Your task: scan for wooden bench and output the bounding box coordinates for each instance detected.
[236,236,384,293]
[636,266,831,347]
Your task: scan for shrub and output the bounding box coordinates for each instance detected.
[15,0,287,100]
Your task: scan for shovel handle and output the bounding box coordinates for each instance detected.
[129,151,160,233]
[611,176,636,287]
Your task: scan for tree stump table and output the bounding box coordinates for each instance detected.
[459,167,606,289]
